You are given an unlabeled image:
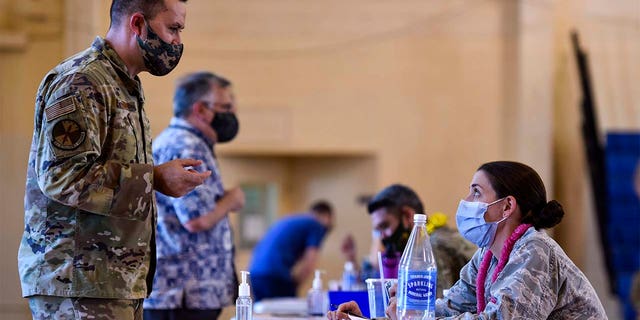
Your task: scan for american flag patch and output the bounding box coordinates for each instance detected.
[45,96,76,122]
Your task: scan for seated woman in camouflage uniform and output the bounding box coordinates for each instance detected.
[331,161,607,319]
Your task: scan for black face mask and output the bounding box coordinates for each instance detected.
[381,220,411,254]
[210,112,239,143]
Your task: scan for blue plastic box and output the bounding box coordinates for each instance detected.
[328,290,370,318]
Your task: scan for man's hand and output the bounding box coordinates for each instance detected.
[326,301,363,320]
[153,159,211,197]
[224,187,246,211]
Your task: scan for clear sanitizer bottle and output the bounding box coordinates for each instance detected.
[396,214,437,320]
[307,270,327,316]
[235,271,252,320]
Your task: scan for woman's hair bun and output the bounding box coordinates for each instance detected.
[534,200,564,229]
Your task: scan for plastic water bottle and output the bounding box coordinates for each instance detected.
[396,214,437,320]
[342,261,357,291]
[235,271,252,320]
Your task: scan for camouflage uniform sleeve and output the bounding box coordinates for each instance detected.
[431,228,477,297]
[433,239,457,296]
[35,72,153,220]
[436,240,558,319]
[436,248,483,317]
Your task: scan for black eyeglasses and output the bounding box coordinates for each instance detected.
[200,100,233,112]
[199,100,215,110]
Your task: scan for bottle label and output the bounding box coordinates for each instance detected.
[398,269,436,311]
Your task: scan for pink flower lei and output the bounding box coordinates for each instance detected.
[476,223,532,313]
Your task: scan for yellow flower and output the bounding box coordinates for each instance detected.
[427,212,448,234]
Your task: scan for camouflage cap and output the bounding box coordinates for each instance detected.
[367,184,424,215]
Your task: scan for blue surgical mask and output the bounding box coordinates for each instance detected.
[455,198,507,247]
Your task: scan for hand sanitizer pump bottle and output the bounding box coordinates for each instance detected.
[307,270,327,316]
[236,271,252,320]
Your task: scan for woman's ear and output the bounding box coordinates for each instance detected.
[503,195,517,217]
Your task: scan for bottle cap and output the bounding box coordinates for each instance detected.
[239,270,250,297]
[312,270,324,289]
[414,213,427,223]
[344,261,354,271]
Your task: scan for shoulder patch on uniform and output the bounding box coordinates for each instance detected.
[45,95,77,122]
[51,119,86,150]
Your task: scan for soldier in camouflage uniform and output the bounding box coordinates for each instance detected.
[143,72,245,320]
[429,161,606,319]
[17,1,210,319]
[332,163,607,320]
[340,184,476,298]
[371,162,605,319]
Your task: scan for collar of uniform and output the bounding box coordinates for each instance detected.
[169,117,215,148]
[91,36,143,98]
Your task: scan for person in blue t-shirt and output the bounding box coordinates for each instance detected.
[249,201,335,301]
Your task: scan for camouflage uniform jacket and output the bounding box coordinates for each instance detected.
[18,37,156,299]
[430,226,476,297]
[435,227,607,319]
[144,118,236,309]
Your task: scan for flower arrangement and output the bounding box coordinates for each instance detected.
[426,211,447,234]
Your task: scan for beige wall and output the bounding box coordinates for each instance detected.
[218,155,377,289]
[551,1,639,317]
[1,0,638,318]
[1,1,65,317]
